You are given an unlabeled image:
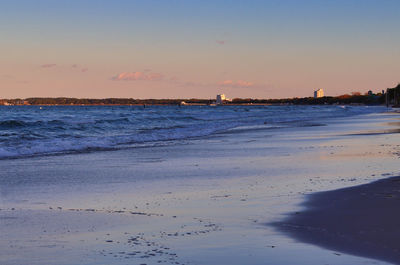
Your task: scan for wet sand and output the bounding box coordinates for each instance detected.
[275,176,400,265]
[1,111,400,264]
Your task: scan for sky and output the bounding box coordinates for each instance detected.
[1,0,399,99]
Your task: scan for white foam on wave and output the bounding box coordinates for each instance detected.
[0,105,387,159]
[0,122,241,159]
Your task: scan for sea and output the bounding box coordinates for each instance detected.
[0,105,387,159]
[1,104,397,265]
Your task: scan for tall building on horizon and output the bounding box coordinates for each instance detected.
[314,89,324,98]
[216,94,226,105]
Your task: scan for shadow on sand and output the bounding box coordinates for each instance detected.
[271,176,400,264]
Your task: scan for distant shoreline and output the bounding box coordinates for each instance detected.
[0,102,278,106]
[0,103,381,107]
[0,93,386,106]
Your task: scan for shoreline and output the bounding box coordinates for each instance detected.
[0,103,387,106]
[273,176,400,265]
[1,110,400,264]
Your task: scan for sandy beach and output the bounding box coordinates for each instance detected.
[1,110,400,265]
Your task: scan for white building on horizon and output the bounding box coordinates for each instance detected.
[216,94,226,105]
[314,89,324,98]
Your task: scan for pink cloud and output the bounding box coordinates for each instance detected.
[112,71,164,81]
[216,40,225,45]
[220,80,234,85]
[81,68,88,73]
[40,64,57,68]
[236,80,254,87]
[218,80,254,88]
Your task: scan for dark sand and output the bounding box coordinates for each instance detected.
[274,176,400,265]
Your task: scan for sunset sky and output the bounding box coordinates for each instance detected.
[1,0,399,99]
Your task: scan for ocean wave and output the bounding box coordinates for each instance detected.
[0,105,387,159]
[0,120,28,128]
[0,125,232,159]
[0,119,68,129]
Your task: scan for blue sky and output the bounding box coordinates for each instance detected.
[1,0,399,98]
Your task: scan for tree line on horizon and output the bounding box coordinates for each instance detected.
[386,83,400,106]
[0,89,393,106]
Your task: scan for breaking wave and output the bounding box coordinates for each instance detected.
[0,105,386,159]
